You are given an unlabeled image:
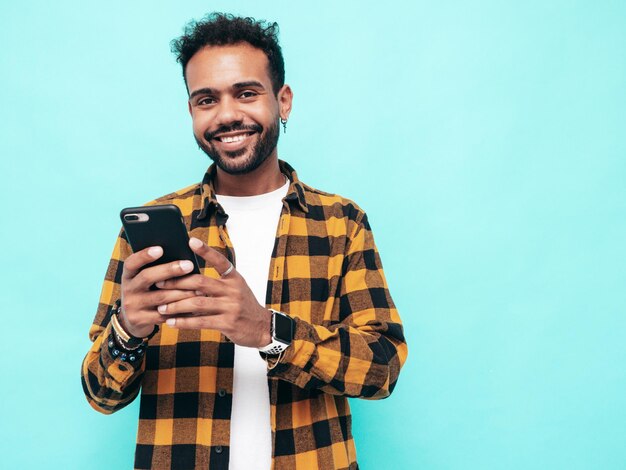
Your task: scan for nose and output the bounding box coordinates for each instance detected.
[214,96,244,126]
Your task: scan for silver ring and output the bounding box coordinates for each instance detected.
[220,262,234,278]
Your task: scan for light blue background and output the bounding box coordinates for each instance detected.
[1,1,625,469]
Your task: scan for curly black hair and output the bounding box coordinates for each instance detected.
[171,12,285,95]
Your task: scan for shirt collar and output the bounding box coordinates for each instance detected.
[197,159,309,220]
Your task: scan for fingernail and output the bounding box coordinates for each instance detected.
[157,304,167,313]
[148,246,163,258]
[155,281,164,288]
[166,318,176,326]
[189,237,202,249]
[180,260,194,272]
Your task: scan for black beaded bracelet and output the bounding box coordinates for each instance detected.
[107,330,146,363]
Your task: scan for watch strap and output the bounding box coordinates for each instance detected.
[259,339,289,356]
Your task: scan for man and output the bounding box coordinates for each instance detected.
[82,12,407,470]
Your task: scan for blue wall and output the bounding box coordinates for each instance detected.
[1,1,625,468]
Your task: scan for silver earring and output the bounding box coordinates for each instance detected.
[280,118,287,134]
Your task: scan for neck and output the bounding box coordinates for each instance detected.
[214,155,285,196]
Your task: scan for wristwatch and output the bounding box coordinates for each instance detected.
[259,309,295,355]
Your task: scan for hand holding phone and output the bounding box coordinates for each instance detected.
[116,205,201,338]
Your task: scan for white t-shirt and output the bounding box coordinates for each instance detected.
[216,177,289,470]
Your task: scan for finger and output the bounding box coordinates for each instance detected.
[157,295,222,316]
[133,259,196,291]
[189,237,233,277]
[121,309,168,335]
[165,314,224,330]
[140,310,169,325]
[122,246,163,280]
[155,275,222,295]
[139,289,197,309]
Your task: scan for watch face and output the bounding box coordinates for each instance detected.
[274,313,294,343]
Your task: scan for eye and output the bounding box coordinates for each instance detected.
[239,90,258,99]
[197,96,216,106]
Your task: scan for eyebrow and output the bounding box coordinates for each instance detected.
[189,87,215,100]
[232,80,265,90]
[189,81,266,100]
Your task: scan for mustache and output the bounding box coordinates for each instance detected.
[204,123,263,141]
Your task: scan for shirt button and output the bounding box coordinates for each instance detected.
[218,389,226,397]
[215,445,223,454]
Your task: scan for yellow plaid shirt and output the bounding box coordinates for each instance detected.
[81,160,408,469]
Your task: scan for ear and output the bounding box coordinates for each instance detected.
[187,100,193,116]
[277,84,293,121]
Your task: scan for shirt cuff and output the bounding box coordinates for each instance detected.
[99,322,146,390]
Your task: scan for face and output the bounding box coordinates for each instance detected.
[186,43,292,175]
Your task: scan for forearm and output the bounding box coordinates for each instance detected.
[81,321,145,414]
[266,312,407,399]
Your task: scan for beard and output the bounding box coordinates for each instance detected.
[195,119,280,175]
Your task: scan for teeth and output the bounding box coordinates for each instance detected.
[220,134,248,143]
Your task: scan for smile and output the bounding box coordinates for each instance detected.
[214,132,256,143]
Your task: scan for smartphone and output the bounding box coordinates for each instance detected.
[120,204,201,275]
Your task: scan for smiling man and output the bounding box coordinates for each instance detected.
[81,13,407,470]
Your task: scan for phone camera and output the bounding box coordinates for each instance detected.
[123,212,149,222]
